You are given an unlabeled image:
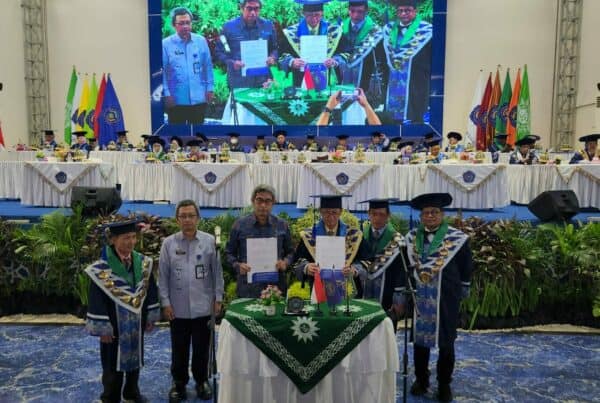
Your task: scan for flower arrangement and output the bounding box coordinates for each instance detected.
[260,285,283,306]
[330,150,345,163]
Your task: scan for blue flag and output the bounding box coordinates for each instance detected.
[97,75,125,147]
[320,268,345,307]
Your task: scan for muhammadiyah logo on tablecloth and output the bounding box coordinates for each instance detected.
[290,316,319,343]
[462,170,476,183]
[336,172,349,185]
[204,171,217,184]
[55,171,67,184]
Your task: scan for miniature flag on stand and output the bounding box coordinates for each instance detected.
[311,270,327,304]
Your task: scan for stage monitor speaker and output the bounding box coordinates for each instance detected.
[71,186,122,217]
[527,190,579,222]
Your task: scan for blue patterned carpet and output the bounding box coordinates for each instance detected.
[0,325,599,402]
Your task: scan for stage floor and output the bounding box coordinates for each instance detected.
[1,199,599,223]
[0,324,599,402]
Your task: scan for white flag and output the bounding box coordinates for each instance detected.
[465,70,485,146]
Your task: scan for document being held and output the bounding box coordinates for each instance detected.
[246,237,278,283]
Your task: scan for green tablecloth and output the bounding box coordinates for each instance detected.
[224,298,387,393]
[234,85,355,125]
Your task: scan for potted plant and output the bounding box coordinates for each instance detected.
[260,285,283,316]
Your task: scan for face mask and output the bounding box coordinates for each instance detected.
[231,138,238,145]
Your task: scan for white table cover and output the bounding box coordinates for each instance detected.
[297,163,383,210]
[382,164,427,201]
[20,162,115,207]
[0,162,24,199]
[553,164,600,208]
[249,164,302,203]
[89,151,141,186]
[425,164,510,209]
[507,165,560,205]
[171,163,251,207]
[120,163,174,201]
[217,318,398,403]
[0,151,37,161]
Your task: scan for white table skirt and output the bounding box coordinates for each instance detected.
[0,151,37,161]
[426,164,510,209]
[0,162,24,199]
[556,165,600,208]
[171,163,251,207]
[217,318,399,403]
[249,164,302,204]
[20,162,116,207]
[89,151,141,186]
[382,164,427,201]
[120,164,174,201]
[507,165,561,205]
[297,163,383,210]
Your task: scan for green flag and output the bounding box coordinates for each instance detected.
[495,69,512,135]
[516,65,530,141]
[64,66,78,145]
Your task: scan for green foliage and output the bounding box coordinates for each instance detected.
[0,219,18,297]
[287,280,311,300]
[212,67,230,103]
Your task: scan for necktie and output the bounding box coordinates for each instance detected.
[373,229,381,240]
[327,231,335,236]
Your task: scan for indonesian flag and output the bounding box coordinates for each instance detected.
[311,270,327,304]
[302,66,315,91]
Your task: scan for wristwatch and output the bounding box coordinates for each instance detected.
[322,106,333,113]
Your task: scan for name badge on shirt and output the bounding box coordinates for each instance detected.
[175,248,186,255]
[195,264,206,279]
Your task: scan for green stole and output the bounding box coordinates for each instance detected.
[415,220,449,261]
[106,246,143,287]
[342,16,375,45]
[389,14,423,49]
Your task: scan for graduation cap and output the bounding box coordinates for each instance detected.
[186,139,203,148]
[256,135,266,140]
[104,219,141,236]
[117,130,128,137]
[391,0,417,7]
[43,129,55,137]
[310,194,351,209]
[274,130,287,137]
[515,137,535,146]
[296,0,331,12]
[336,134,350,140]
[72,131,88,138]
[398,140,414,149]
[358,198,399,210]
[306,133,316,139]
[446,131,462,141]
[141,134,151,140]
[427,139,441,147]
[528,134,541,142]
[371,131,384,138]
[228,132,240,138]
[148,136,166,147]
[423,132,440,143]
[170,136,183,147]
[195,133,208,142]
[495,132,508,139]
[410,193,452,210]
[578,133,600,143]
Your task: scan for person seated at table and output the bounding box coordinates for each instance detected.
[414,132,438,153]
[42,129,57,150]
[225,184,294,298]
[186,139,206,161]
[334,134,351,151]
[358,198,406,328]
[368,131,388,152]
[293,194,370,297]
[70,131,91,156]
[193,133,209,152]
[89,137,99,152]
[116,130,134,151]
[569,133,599,164]
[141,134,152,152]
[252,135,267,152]
[317,88,381,126]
[302,133,318,151]
[488,132,513,163]
[278,0,349,87]
[274,130,291,151]
[147,136,169,162]
[392,140,414,164]
[169,136,184,153]
[387,136,402,152]
[226,132,244,152]
[509,137,538,165]
[425,139,443,164]
[444,131,464,153]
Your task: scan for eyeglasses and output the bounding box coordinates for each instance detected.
[321,209,341,216]
[244,6,260,12]
[421,209,442,217]
[177,214,198,220]
[175,21,192,26]
[397,8,415,14]
[304,12,322,18]
[254,197,274,205]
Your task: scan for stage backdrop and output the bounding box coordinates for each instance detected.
[147,0,447,137]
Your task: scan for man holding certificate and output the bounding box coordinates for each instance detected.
[279,0,349,87]
[214,0,278,89]
[225,184,294,297]
[293,195,370,297]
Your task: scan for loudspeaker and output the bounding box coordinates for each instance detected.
[71,186,122,217]
[527,190,579,222]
